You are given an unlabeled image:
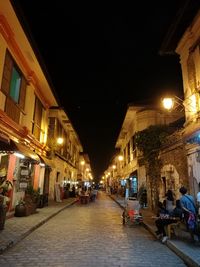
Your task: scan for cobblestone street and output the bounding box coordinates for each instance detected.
[0,192,186,267]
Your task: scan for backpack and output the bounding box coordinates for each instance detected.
[187,212,196,230]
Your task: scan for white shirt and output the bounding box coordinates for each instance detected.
[197,192,200,202]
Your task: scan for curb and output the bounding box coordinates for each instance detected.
[0,199,78,254]
[167,241,200,267]
[109,195,199,267]
[142,218,200,267]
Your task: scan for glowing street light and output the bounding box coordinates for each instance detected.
[57,137,64,145]
[118,155,124,161]
[162,98,174,110]
[80,160,85,166]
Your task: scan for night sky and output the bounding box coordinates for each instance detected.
[14,0,184,179]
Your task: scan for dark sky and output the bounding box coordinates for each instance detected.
[14,0,184,179]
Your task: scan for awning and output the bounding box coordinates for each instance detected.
[0,139,40,162]
[14,142,40,162]
[39,155,55,168]
[0,139,18,153]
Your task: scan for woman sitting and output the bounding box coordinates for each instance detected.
[154,200,182,243]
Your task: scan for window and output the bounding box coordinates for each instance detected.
[1,51,26,123]
[32,96,44,140]
[10,67,21,103]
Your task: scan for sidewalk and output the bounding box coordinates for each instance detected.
[110,194,200,267]
[0,198,78,254]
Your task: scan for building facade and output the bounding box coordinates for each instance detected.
[160,0,200,197]
[112,104,183,202]
[0,1,84,216]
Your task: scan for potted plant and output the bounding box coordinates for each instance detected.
[14,198,26,217]
[0,167,13,230]
[24,185,40,215]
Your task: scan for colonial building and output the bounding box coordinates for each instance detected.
[160,0,200,196]
[113,103,183,201]
[0,0,84,215]
[47,107,83,200]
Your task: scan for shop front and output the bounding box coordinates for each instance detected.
[37,155,54,207]
[127,171,138,198]
[0,139,41,214]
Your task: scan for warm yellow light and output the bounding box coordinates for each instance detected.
[188,94,197,114]
[118,155,123,161]
[162,98,174,110]
[14,152,25,159]
[112,165,116,169]
[80,160,85,165]
[102,176,105,179]
[86,168,89,172]
[57,137,64,145]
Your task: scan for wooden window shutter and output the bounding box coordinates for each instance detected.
[32,97,43,140]
[19,76,26,110]
[34,98,42,125]
[187,53,197,93]
[1,51,13,95]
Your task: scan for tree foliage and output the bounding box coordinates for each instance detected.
[135,124,172,158]
[134,124,174,210]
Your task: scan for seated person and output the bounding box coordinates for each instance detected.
[170,200,183,219]
[154,200,182,243]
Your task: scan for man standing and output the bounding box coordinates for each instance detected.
[179,186,197,241]
[196,183,200,215]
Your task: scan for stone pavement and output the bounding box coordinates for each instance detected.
[0,198,78,254]
[110,194,200,267]
[0,193,200,266]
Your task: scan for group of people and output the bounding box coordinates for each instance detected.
[154,187,199,243]
[78,186,98,202]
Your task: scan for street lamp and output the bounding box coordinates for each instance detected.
[80,160,85,166]
[57,137,64,145]
[162,98,174,110]
[162,96,184,111]
[118,155,124,161]
[112,165,116,170]
[112,164,116,178]
[162,94,198,114]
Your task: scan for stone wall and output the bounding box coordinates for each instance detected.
[160,142,189,198]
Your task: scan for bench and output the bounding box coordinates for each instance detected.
[166,220,182,239]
